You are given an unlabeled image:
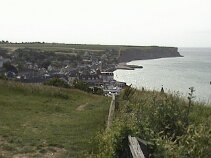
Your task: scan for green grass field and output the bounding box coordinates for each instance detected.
[0,43,159,53]
[0,43,117,52]
[0,80,110,157]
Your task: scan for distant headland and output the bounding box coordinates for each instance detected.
[118,46,183,63]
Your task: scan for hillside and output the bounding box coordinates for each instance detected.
[0,43,182,63]
[0,80,110,157]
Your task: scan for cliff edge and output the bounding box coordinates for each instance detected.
[118,46,182,63]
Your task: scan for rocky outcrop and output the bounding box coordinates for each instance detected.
[118,46,182,63]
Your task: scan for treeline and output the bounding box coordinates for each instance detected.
[0,40,10,44]
[0,40,46,44]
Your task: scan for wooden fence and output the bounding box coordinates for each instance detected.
[106,94,116,130]
[128,135,146,158]
[106,94,147,158]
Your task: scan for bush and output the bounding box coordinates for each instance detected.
[93,121,133,158]
[0,75,8,80]
[92,87,104,95]
[94,89,211,157]
[122,85,135,100]
[177,124,211,158]
[73,80,91,92]
[44,77,69,88]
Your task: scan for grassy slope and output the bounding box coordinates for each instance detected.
[0,80,110,157]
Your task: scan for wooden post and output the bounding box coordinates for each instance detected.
[128,135,145,158]
[106,94,115,130]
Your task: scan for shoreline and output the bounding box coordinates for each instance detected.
[115,62,143,70]
[116,55,183,71]
[114,49,211,104]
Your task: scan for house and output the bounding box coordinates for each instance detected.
[18,70,47,83]
[68,71,78,86]
[99,72,114,83]
[115,81,127,88]
[79,74,103,86]
[103,85,121,95]
[5,71,16,78]
[68,76,77,86]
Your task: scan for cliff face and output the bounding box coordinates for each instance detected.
[118,46,182,63]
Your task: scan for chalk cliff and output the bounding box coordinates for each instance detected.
[118,46,182,63]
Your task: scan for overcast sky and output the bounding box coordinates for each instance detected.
[0,0,211,47]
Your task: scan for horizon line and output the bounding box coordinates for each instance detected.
[0,40,211,48]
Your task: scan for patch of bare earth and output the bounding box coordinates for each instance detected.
[0,136,7,145]
[76,103,88,111]
[12,147,65,158]
[0,136,10,157]
[0,136,65,158]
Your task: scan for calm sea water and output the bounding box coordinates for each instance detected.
[114,48,211,104]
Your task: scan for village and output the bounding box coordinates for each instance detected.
[0,47,126,96]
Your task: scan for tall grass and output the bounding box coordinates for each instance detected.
[0,80,69,99]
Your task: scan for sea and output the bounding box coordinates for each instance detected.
[114,48,211,104]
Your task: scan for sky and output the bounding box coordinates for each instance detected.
[0,0,211,47]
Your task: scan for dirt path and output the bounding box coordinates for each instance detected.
[12,147,65,158]
[76,103,88,111]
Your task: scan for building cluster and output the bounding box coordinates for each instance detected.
[0,50,126,95]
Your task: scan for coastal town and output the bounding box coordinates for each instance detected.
[0,0,210,157]
[0,43,181,96]
[0,46,126,96]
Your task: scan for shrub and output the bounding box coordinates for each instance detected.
[122,85,135,100]
[0,75,8,80]
[93,121,133,158]
[92,87,104,95]
[73,80,91,92]
[44,77,69,88]
[177,124,211,158]
[94,89,211,157]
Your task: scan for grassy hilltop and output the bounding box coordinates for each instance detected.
[0,42,179,58]
[0,42,158,52]
[0,80,110,157]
